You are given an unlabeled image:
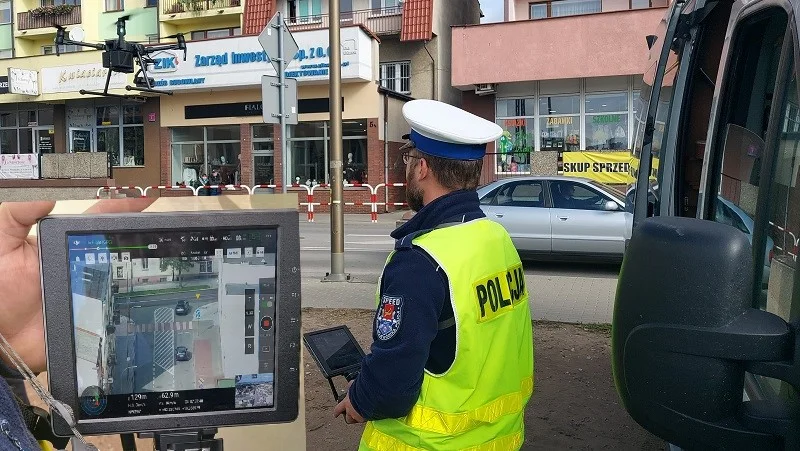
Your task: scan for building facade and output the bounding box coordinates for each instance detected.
[0,0,481,211]
[452,0,669,188]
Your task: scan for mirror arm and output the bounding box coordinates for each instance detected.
[744,321,800,391]
[629,309,792,363]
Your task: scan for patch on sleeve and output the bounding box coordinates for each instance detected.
[375,295,403,341]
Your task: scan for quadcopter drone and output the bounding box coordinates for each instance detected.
[54,15,187,98]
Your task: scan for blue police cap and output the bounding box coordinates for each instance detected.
[402,99,503,161]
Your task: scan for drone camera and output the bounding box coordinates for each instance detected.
[134,75,155,88]
[102,49,135,74]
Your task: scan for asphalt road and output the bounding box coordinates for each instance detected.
[298,220,621,282]
[112,290,217,394]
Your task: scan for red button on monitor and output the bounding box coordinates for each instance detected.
[261,316,273,331]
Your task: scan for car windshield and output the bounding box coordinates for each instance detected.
[587,180,626,203]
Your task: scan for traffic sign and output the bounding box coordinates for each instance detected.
[258,12,299,72]
[262,75,298,125]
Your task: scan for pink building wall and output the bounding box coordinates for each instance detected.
[454,7,668,87]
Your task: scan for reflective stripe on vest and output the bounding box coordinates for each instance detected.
[362,218,534,450]
[402,376,533,435]
[361,423,524,451]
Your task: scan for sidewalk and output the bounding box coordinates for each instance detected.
[300,271,617,324]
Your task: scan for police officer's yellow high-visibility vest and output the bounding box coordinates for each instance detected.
[359,218,534,451]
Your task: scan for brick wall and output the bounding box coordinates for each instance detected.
[240,123,253,185]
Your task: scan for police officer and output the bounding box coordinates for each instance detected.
[334,100,535,450]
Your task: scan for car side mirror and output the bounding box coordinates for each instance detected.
[604,200,619,211]
[613,216,800,450]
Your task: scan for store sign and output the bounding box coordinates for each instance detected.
[8,68,39,96]
[0,153,39,179]
[41,63,127,94]
[562,152,634,185]
[0,76,8,94]
[151,27,373,90]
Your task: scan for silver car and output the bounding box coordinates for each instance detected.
[477,176,632,261]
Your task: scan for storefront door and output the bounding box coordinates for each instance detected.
[34,127,55,154]
[253,154,275,188]
[69,127,92,153]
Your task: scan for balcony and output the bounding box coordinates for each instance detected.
[161,0,243,22]
[17,5,81,37]
[287,7,402,36]
[451,7,667,88]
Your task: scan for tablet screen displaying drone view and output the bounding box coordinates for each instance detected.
[66,228,278,420]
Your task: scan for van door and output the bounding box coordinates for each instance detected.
[700,0,799,428]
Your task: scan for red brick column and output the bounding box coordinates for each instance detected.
[240,124,253,186]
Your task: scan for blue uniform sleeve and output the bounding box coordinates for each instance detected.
[348,248,446,420]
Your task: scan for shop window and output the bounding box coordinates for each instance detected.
[0,108,55,154]
[495,97,534,175]
[539,94,580,152]
[95,104,143,167]
[105,0,123,12]
[172,126,242,188]
[0,0,10,24]
[287,120,368,185]
[585,92,629,150]
[380,62,411,95]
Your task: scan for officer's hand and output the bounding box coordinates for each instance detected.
[0,199,155,374]
[334,381,365,424]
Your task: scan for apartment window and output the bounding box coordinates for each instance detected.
[288,0,321,20]
[141,258,149,270]
[96,104,144,167]
[105,0,123,12]
[146,0,157,6]
[42,44,80,55]
[529,0,601,19]
[288,120,367,185]
[630,0,651,8]
[190,27,241,40]
[0,49,11,59]
[585,92,628,150]
[200,261,213,273]
[380,61,410,95]
[371,0,400,14]
[41,0,81,5]
[0,0,10,24]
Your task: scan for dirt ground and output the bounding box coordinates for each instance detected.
[30,308,663,450]
[302,308,664,451]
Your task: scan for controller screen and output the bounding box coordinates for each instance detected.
[67,228,278,420]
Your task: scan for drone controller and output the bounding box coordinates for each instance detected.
[37,210,302,442]
[303,326,366,403]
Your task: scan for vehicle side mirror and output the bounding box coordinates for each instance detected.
[604,200,619,211]
[613,216,800,450]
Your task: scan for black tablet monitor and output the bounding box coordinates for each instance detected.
[37,210,301,436]
[303,326,365,379]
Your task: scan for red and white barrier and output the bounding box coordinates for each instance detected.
[96,186,145,199]
[142,185,195,197]
[91,182,409,222]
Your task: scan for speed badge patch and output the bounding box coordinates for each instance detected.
[376,295,403,341]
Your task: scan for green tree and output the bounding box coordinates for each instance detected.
[159,258,195,288]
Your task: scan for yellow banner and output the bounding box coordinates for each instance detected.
[562,152,660,185]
